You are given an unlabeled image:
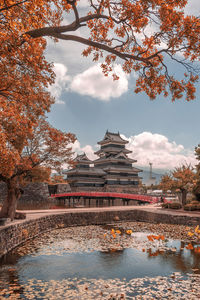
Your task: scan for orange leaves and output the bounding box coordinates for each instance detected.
[159,165,196,194]
[147,234,165,241]
[187,225,200,242]
[2,0,200,103]
[186,243,193,250]
[84,1,200,101]
[110,228,122,238]
[116,230,121,234]
[0,0,77,181]
[185,243,200,253]
[188,232,194,237]
[147,248,164,257]
[194,247,200,253]
[147,235,154,242]
[185,225,200,252]
[159,235,165,241]
[195,225,200,234]
[126,230,132,235]
[82,46,92,57]
[0,114,76,180]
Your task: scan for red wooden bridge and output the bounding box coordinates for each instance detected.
[51,191,159,206]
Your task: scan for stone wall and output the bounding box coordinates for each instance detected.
[71,186,105,192]
[0,182,49,203]
[104,185,139,193]
[70,185,139,193]
[1,209,200,258]
[0,182,71,208]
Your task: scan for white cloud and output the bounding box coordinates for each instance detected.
[81,145,98,160]
[70,64,129,101]
[184,0,200,16]
[122,132,197,170]
[48,63,71,104]
[71,140,98,160]
[47,62,129,103]
[78,0,89,8]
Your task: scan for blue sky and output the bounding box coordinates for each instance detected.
[45,0,200,173]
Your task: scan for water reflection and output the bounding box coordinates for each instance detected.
[146,240,200,274]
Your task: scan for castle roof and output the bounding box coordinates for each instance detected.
[103,166,142,173]
[98,131,128,145]
[94,152,136,164]
[73,153,91,164]
[95,147,131,156]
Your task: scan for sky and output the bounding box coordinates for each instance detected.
[46,0,200,174]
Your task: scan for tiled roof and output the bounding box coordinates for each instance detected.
[98,131,128,144]
[67,167,106,175]
[94,153,136,163]
[95,147,131,155]
[103,166,142,173]
[74,153,91,163]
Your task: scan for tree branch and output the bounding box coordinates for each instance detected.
[0,0,28,12]
[27,14,110,37]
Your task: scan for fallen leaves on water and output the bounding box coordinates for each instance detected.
[186,243,194,250]
[188,232,194,237]
[126,230,132,235]
[116,230,121,235]
[147,235,165,242]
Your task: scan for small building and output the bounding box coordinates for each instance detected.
[66,131,142,193]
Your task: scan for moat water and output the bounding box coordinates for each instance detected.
[0,225,200,299]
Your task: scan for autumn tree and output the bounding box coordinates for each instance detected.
[0,1,77,219]
[159,165,196,206]
[23,166,52,184]
[1,0,199,101]
[0,117,76,220]
[50,174,66,184]
[194,145,200,201]
[0,0,57,118]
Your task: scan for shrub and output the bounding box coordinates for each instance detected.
[184,203,200,211]
[190,200,200,205]
[169,202,182,209]
[162,202,182,209]
[162,203,169,208]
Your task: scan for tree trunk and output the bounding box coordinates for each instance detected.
[181,189,187,207]
[0,178,21,220]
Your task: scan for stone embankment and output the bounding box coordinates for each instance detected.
[0,205,200,258]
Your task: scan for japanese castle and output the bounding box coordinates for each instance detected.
[66,131,142,193]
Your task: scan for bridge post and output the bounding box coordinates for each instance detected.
[88,198,91,207]
[112,198,114,206]
[84,198,86,207]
